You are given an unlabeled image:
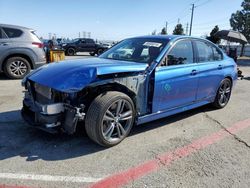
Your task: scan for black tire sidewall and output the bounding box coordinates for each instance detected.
[67,48,75,56]
[4,57,31,79]
[213,78,232,108]
[97,49,103,55]
[86,92,135,147]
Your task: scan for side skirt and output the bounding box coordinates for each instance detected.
[137,99,214,125]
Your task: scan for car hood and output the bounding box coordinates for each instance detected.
[27,58,148,93]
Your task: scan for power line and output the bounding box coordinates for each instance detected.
[195,0,213,8]
[193,18,229,26]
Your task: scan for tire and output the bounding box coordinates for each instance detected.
[66,48,75,56]
[3,57,31,79]
[97,49,104,55]
[85,91,135,147]
[212,78,232,109]
[90,52,95,56]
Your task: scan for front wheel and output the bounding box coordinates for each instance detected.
[212,78,232,109]
[85,91,135,147]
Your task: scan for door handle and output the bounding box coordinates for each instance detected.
[191,69,197,76]
[218,65,223,70]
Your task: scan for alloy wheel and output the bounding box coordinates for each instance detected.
[218,80,231,106]
[101,99,133,142]
[9,60,27,76]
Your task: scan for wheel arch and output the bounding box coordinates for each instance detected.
[225,76,233,84]
[78,82,137,112]
[1,53,33,70]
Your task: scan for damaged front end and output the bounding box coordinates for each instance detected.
[21,81,85,134]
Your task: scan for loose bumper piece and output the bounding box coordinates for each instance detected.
[21,91,85,134]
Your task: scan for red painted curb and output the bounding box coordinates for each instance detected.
[90,118,250,188]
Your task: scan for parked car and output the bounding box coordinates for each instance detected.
[21,35,237,147]
[101,43,112,49]
[0,24,46,79]
[62,38,108,56]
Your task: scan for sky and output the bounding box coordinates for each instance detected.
[0,0,243,41]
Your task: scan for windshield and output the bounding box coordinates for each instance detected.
[99,38,169,63]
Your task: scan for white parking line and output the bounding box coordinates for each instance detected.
[0,173,103,183]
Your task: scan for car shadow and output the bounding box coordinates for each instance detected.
[0,73,9,80]
[0,105,216,161]
[243,76,250,81]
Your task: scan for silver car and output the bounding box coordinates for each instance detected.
[0,24,46,79]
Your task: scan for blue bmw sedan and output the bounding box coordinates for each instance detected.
[21,35,237,147]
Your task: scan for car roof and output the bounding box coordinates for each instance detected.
[131,35,208,42]
[0,23,33,31]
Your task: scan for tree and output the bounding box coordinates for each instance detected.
[151,30,157,35]
[161,27,167,35]
[206,25,220,44]
[173,24,184,35]
[230,0,250,55]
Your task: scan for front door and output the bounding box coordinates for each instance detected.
[152,39,199,113]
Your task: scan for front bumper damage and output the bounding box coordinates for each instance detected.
[21,91,85,134]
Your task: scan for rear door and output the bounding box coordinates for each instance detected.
[78,39,87,52]
[193,40,225,101]
[0,28,11,62]
[85,39,96,52]
[0,27,24,52]
[152,39,199,112]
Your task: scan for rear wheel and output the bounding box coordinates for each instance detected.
[97,49,104,55]
[3,57,31,79]
[66,48,75,56]
[85,91,135,147]
[212,78,232,109]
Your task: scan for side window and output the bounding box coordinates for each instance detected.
[2,27,22,38]
[80,39,86,44]
[166,40,193,66]
[212,46,223,61]
[195,40,214,62]
[86,39,94,44]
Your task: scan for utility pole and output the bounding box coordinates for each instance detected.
[79,32,81,38]
[166,21,168,34]
[186,23,189,35]
[177,18,180,24]
[189,3,195,36]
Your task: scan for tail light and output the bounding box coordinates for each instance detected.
[32,42,44,48]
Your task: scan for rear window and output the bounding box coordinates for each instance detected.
[195,40,214,62]
[30,30,41,41]
[2,27,23,38]
[86,39,95,43]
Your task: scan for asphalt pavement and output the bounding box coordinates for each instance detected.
[0,56,249,188]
